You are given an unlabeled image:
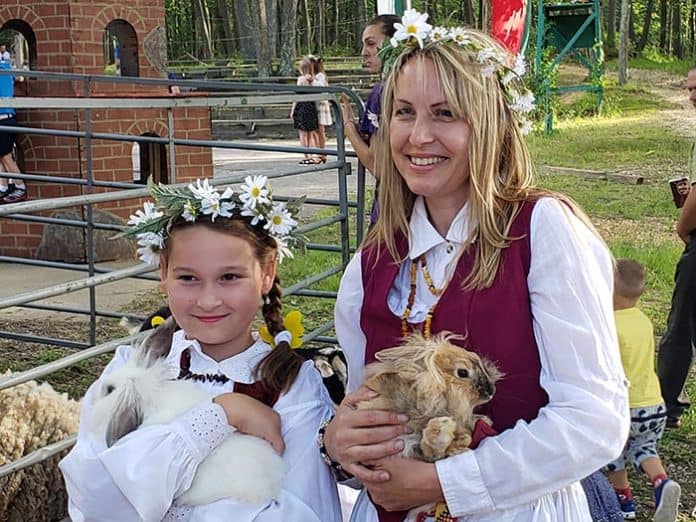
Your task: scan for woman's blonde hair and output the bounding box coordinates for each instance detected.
[366,29,596,289]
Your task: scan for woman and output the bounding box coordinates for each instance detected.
[323,16,629,522]
[341,14,399,225]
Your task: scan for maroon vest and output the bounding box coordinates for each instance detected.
[360,202,549,522]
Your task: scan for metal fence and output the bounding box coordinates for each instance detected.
[0,69,368,479]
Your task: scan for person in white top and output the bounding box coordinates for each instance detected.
[310,55,331,164]
[320,12,629,522]
[60,176,342,521]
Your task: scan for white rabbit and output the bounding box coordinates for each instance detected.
[87,329,285,506]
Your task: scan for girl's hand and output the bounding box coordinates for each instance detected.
[363,456,444,511]
[323,386,410,483]
[213,392,285,454]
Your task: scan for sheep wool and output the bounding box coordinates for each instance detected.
[0,372,80,522]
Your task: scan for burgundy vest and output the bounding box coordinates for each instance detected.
[360,202,549,522]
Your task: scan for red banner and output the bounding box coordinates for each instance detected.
[491,0,528,54]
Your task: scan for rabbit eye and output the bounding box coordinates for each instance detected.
[104,384,115,395]
[456,368,470,379]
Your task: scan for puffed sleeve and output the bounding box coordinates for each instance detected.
[435,197,630,516]
[334,251,367,393]
[59,344,233,522]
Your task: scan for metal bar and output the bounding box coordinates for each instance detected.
[0,333,144,392]
[0,331,89,349]
[283,265,344,295]
[19,302,144,321]
[83,77,97,346]
[2,213,125,231]
[0,435,77,479]
[0,264,155,309]
[303,321,335,344]
[0,256,160,281]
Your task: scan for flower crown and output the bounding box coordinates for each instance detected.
[122,176,306,266]
[378,9,535,134]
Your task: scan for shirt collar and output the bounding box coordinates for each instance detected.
[408,197,472,259]
[166,329,271,384]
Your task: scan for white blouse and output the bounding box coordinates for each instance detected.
[60,330,342,522]
[335,197,630,522]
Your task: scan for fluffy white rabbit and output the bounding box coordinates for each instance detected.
[88,327,285,506]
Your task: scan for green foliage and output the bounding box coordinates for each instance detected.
[605,53,693,76]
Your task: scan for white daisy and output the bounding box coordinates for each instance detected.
[393,9,432,48]
[182,200,198,222]
[274,236,294,263]
[511,91,536,114]
[448,27,470,46]
[127,201,163,227]
[519,119,533,135]
[136,232,165,266]
[264,203,297,236]
[430,27,450,42]
[239,175,270,210]
[241,206,264,226]
[512,54,527,76]
[477,47,497,64]
[188,178,217,202]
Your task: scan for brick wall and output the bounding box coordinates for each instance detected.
[0,1,214,259]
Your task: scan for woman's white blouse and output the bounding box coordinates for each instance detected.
[335,197,630,522]
[59,330,342,522]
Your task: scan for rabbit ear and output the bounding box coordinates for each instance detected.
[132,316,178,367]
[105,379,144,447]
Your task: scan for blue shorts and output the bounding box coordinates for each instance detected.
[606,403,666,472]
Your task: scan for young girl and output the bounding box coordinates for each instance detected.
[60,176,342,521]
[291,57,320,165]
[310,55,331,164]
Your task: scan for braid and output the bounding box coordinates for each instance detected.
[257,276,303,395]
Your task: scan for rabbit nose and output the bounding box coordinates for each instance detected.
[476,375,495,400]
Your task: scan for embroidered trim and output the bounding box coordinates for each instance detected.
[178,348,230,384]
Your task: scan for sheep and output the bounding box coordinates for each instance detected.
[0,372,80,522]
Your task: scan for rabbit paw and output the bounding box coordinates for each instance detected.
[420,416,457,462]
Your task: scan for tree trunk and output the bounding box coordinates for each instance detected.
[265,0,278,59]
[629,1,636,44]
[192,0,214,59]
[659,0,668,53]
[606,0,617,49]
[216,0,236,56]
[636,0,654,52]
[251,0,272,76]
[618,0,630,84]
[462,0,476,26]
[316,0,325,51]
[303,0,312,52]
[278,0,298,75]
[333,0,339,47]
[234,0,256,59]
[671,0,683,57]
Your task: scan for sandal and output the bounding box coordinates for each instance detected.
[0,183,14,199]
[299,158,316,165]
[316,156,327,164]
[3,186,27,204]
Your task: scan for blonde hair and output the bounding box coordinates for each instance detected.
[614,258,646,300]
[366,29,597,289]
[298,57,314,81]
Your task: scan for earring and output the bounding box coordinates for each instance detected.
[263,294,270,305]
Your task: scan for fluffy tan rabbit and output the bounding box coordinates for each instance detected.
[359,332,502,462]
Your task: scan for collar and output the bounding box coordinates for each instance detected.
[166,329,271,384]
[408,197,472,259]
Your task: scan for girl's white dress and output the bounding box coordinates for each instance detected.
[314,72,333,126]
[59,331,342,522]
[335,197,630,522]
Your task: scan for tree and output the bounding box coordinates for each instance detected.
[635,0,655,53]
[192,0,214,59]
[618,0,630,84]
[606,0,617,49]
[279,0,299,75]
[251,0,273,76]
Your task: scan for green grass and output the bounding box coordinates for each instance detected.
[605,54,694,77]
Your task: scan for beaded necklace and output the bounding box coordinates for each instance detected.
[400,254,444,339]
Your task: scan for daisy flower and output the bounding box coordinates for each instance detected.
[182,200,198,222]
[188,178,217,201]
[241,206,264,226]
[510,91,536,114]
[274,236,294,263]
[448,27,470,46]
[136,232,165,266]
[264,203,297,236]
[127,201,163,227]
[393,9,432,48]
[239,175,270,210]
[430,27,450,43]
[519,119,533,135]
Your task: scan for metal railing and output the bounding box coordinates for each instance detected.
[0,69,370,478]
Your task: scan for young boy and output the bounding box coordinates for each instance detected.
[608,259,681,521]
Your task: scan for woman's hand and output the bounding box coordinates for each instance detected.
[363,456,444,511]
[213,392,285,454]
[340,95,356,130]
[323,386,411,483]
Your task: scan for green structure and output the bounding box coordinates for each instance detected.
[535,0,604,132]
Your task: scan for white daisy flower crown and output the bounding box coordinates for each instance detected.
[378,9,535,135]
[121,176,306,266]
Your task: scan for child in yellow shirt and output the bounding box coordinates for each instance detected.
[608,259,681,521]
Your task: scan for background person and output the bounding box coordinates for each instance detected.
[291,56,321,165]
[310,55,331,164]
[0,60,27,204]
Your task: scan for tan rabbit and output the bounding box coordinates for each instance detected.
[358,332,502,462]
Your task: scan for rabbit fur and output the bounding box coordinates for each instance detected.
[88,322,285,506]
[359,332,502,463]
